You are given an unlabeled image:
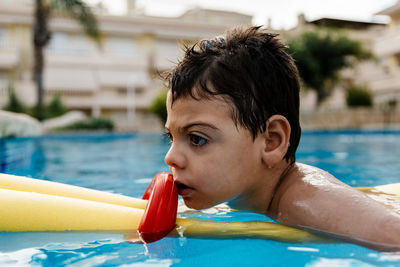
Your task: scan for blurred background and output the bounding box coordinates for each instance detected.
[0,0,399,136]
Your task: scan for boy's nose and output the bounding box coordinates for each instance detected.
[164,144,186,170]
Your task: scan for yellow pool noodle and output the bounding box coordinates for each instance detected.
[369,183,400,196]
[175,217,329,243]
[1,173,400,244]
[0,173,147,209]
[0,188,144,232]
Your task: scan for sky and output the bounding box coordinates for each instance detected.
[86,0,397,29]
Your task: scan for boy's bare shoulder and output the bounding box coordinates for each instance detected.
[275,162,383,224]
[272,163,400,248]
[272,163,350,222]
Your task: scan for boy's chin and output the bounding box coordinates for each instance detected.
[184,199,214,210]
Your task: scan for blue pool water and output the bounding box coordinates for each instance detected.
[0,131,400,266]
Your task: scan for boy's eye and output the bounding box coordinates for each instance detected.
[162,131,173,144]
[188,134,208,147]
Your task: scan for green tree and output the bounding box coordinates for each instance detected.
[149,89,168,124]
[47,93,67,118]
[33,0,101,120]
[287,29,372,105]
[4,83,26,114]
[346,85,373,107]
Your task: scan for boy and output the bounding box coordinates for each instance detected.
[163,26,400,250]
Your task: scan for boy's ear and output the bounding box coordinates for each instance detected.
[260,115,291,167]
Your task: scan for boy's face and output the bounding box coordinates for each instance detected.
[164,91,266,210]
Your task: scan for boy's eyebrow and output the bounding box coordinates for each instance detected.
[165,122,219,133]
[183,123,219,131]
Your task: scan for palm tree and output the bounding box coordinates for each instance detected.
[33,0,101,120]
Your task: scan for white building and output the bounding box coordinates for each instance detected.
[0,0,251,131]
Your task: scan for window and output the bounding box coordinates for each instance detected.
[107,37,139,58]
[70,35,89,54]
[0,27,6,49]
[47,33,68,53]
[47,33,89,54]
[154,40,183,69]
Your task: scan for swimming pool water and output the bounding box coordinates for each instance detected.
[1,131,400,266]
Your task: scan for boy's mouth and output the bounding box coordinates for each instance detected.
[175,181,194,196]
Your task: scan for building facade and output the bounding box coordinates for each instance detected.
[0,0,251,131]
[1,0,398,131]
[374,0,400,106]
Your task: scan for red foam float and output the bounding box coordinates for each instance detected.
[138,172,178,243]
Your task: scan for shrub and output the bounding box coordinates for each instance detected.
[4,83,26,114]
[47,94,68,118]
[63,117,114,131]
[29,94,67,120]
[346,85,373,107]
[29,105,49,121]
[149,89,168,124]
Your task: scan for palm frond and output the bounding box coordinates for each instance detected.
[51,0,101,44]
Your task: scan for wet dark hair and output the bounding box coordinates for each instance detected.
[167,26,301,163]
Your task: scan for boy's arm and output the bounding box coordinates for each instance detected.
[276,168,400,250]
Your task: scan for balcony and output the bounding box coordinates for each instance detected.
[0,39,19,69]
[374,28,400,56]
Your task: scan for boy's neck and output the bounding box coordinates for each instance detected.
[266,161,295,211]
[228,160,294,214]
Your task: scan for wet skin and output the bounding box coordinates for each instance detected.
[269,163,400,250]
[164,92,400,250]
